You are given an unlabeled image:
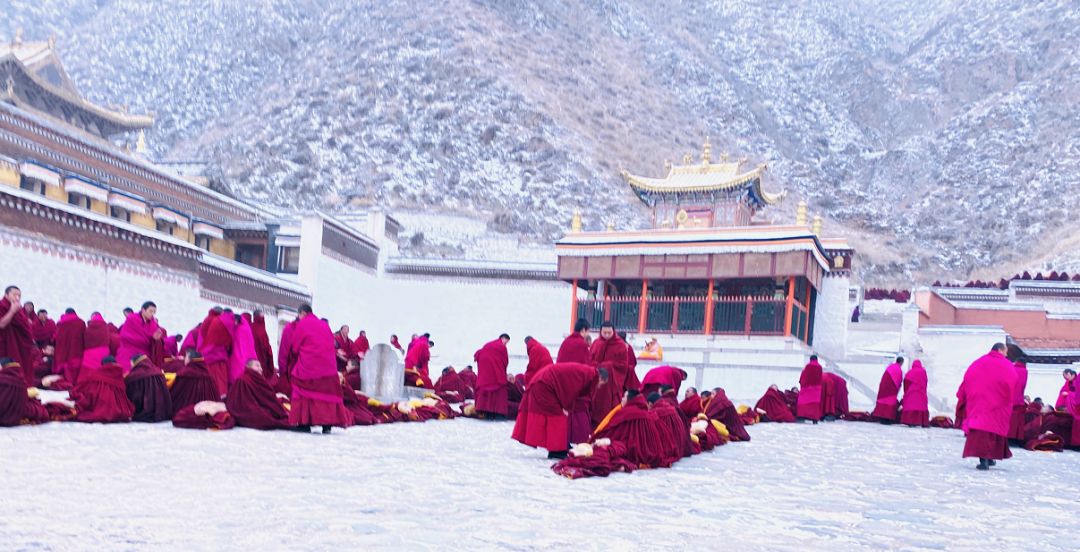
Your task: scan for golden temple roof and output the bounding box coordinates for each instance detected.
[620,140,784,204]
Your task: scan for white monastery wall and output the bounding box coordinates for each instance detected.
[915,326,1006,411]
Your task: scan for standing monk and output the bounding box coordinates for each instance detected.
[116,301,163,374]
[872,357,904,423]
[1007,359,1028,442]
[197,307,233,397]
[523,336,553,387]
[1054,369,1075,410]
[250,311,277,384]
[797,355,824,422]
[619,332,641,392]
[286,304,352,433]
[556,319,591,364]
[512,363,605,459]
[589,321,630,427]
[0,286,36,387]
[404,334,433,388]
[54,308,85,386]
[474,334,511,418]
[900,360,930,427]
[958,343,1016,470]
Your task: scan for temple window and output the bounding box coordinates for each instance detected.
[195,234,212,251]
[67,192,90,209]
[277,246,300,274]
[109,205,130,222]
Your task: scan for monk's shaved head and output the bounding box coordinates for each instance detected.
[991,343,1007,353]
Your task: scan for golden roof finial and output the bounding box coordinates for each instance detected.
[14,28,23,46]
[796,200,808,227]
[135,130,147,155]
[682,151,693,164]
[606,219,615,232]
[702,136,712,164]
[811,214,823,235]
[571,209,582,233]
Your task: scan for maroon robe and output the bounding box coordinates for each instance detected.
[226,369,290,430]
[403,338,433,388]
[172,404,236,430]
[345,369,362,394]
[54,313,86,385]
[679,394,703,419]
[334,331,355,372]
[1007,361,1028,441]
[507,374,525,418]
[871,363,903,422]
[250,313,277,383]
[0,362,44,426]
[704,388,751,441]
[641,365,686,397]
[959,350,1016,460]
[354,334,370,357]
[589,334,630,427]
[755,387,796,423]
[797,360,824,421]
[652,398,693,460]
[555,333,591,364]
[459,368,477,399]
[287,314,352,428]
[524,338,553,386]
[512,362,598,453]
[32,316,56,346]
[593,395,665,468]
[1055,378,1075,410]
[170,360,221,414]
[125,356,172,423]
[823,373,849,417]
[474,339,510,417]
[0,298,37,386]
[197,310,233,397]
[900,361,929,427]
[551,441,637,479]
[434,368,468,403]
[625,343,640,391]
[73,361,135,423]
[116,312,160,375]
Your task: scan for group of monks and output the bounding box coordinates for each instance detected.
[0,285,458,431]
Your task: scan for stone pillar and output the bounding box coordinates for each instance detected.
[900,302,921,357]
[811,273,850,361]
[360,343,405,400]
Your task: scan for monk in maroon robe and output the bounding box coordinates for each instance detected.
[524,336,553,386]
[823,373,849,418]
[354,330,370,360]
[512,362,603,458]
[249,311,277,384]
[1054,369,1076,410]
[704,387,751,441]
[958,344,1016,470]
[116,302,163,374]
[285,304,352,432]
[679,387,702,418]
[593,390,665,468]
[556,320,591,365]
[649,391,693,460]
[197,308,233,397]
[797,355,824,422]
[404,334,433,388]
[0,286,37,387]
[344,358,362,392]
[589,321,630,427]
[334,325,355,373]
[641,365,688,397]
[341,377,379,426]
[507,373,526,417]
[474,334,511,418]
[459,365,477,399]
[434,366,467,403]
[170,351,221,414]
[73,356,135,423]
[226,359,290,430]
[32,309,56,347]
[125,354,172,422]
[872,357,904,423]
[551,440,637,479]
[53,309,85,386]
[619,332,641,391]
[755,385,796,423]
[900,360,930,428]
[172,401,236,430]
[0,358,49,426]
[1004,360,1028,441]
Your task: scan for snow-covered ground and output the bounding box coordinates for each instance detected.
[2,418,1078,550]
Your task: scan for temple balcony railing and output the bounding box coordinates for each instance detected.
[576,295,787,337]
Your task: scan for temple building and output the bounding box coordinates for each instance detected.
[555,140,854,360]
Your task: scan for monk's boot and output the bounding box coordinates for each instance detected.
[976,458,990,471]
[987,460,996,467]
[321,425,332,434]
[292,425,311,433]
[548,450,568,460]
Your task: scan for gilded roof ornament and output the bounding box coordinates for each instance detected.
[811,214,823,235]
[796,200,808,227]
[702,137,712,164]
[571,209,582,233]
[135,130,147,155]
[682,152,693,164]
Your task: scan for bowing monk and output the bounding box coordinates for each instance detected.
[556,319,591,364]
[1055,369,1075,410]
[54,308,85,386]
[797,355,824,422]
[434,366,467,403]
[172,400,235,430]
[1007,359,1028,442]
[593,389,665,468]
[197,307,233,397]
[755,385,796,423]
[589,321,630,427]
[474,334,511,418]
[73,356,135,423]
[125,354,172,422]
[823,372,849,419]
[524,336,553,386]
[641,365,688,397]
[170,350,221,414]
[512,362,605,459]
[900,360,930,428]
[226,359,289,430]
[404,334,433,388]
[0,286,36,387]
[958,343,1016,470]
[872,357,904,423]
[704,387,751,441]
[117,301,163,374]
[285,304,352,433]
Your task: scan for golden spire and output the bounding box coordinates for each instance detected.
[135,130,147,155]
[795,200,807,227]
[811,214,823,235]
[702,137,712,164]
[571,209,582,233]
[682,152,693,164]
[606,219,615,232]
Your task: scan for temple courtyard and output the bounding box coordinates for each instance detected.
[2,417,1077,550]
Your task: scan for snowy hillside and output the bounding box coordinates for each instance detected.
[5,1,1080,281]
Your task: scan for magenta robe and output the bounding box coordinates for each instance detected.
[641,365,687,397]
[287,314,351,427]
[872,363,903,421]
[900,360,929,427]
[228,316,258,386]
[797,360,824,420]
[474,339,510,416]
[959,351,1016,438]
[116,312,160,374]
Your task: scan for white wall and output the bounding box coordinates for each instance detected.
[915,326,1006,412]
[812,274,850,360]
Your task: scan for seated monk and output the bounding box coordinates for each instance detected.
[755,385,795,423]
[704,387,751,441]
[0,358,50,426]
[226,359,290,430]
[506,373,525,418]
[649,391,693,460]
[641,365,688,397]
[170,350,221,415]
[551,440,637,479]
[344,358,362,393]
[73,356,135,423]
[172,400,236,430]
[679,387,703,419]
[434,366,467,404]
[459,365,477,399]
[637,337,663,361]
[125,354,173,423]
[512,363,606,459]
[592,390,666,468]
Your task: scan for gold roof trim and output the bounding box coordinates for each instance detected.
[621,161,782,204]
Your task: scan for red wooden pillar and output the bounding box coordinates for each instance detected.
[672,296,680,333]
[704,280,715,335]
[570,279,579,333]
[744,296,754,336]
[638,279,648,334]
[603,281,612,321]
[783,277,795,337]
